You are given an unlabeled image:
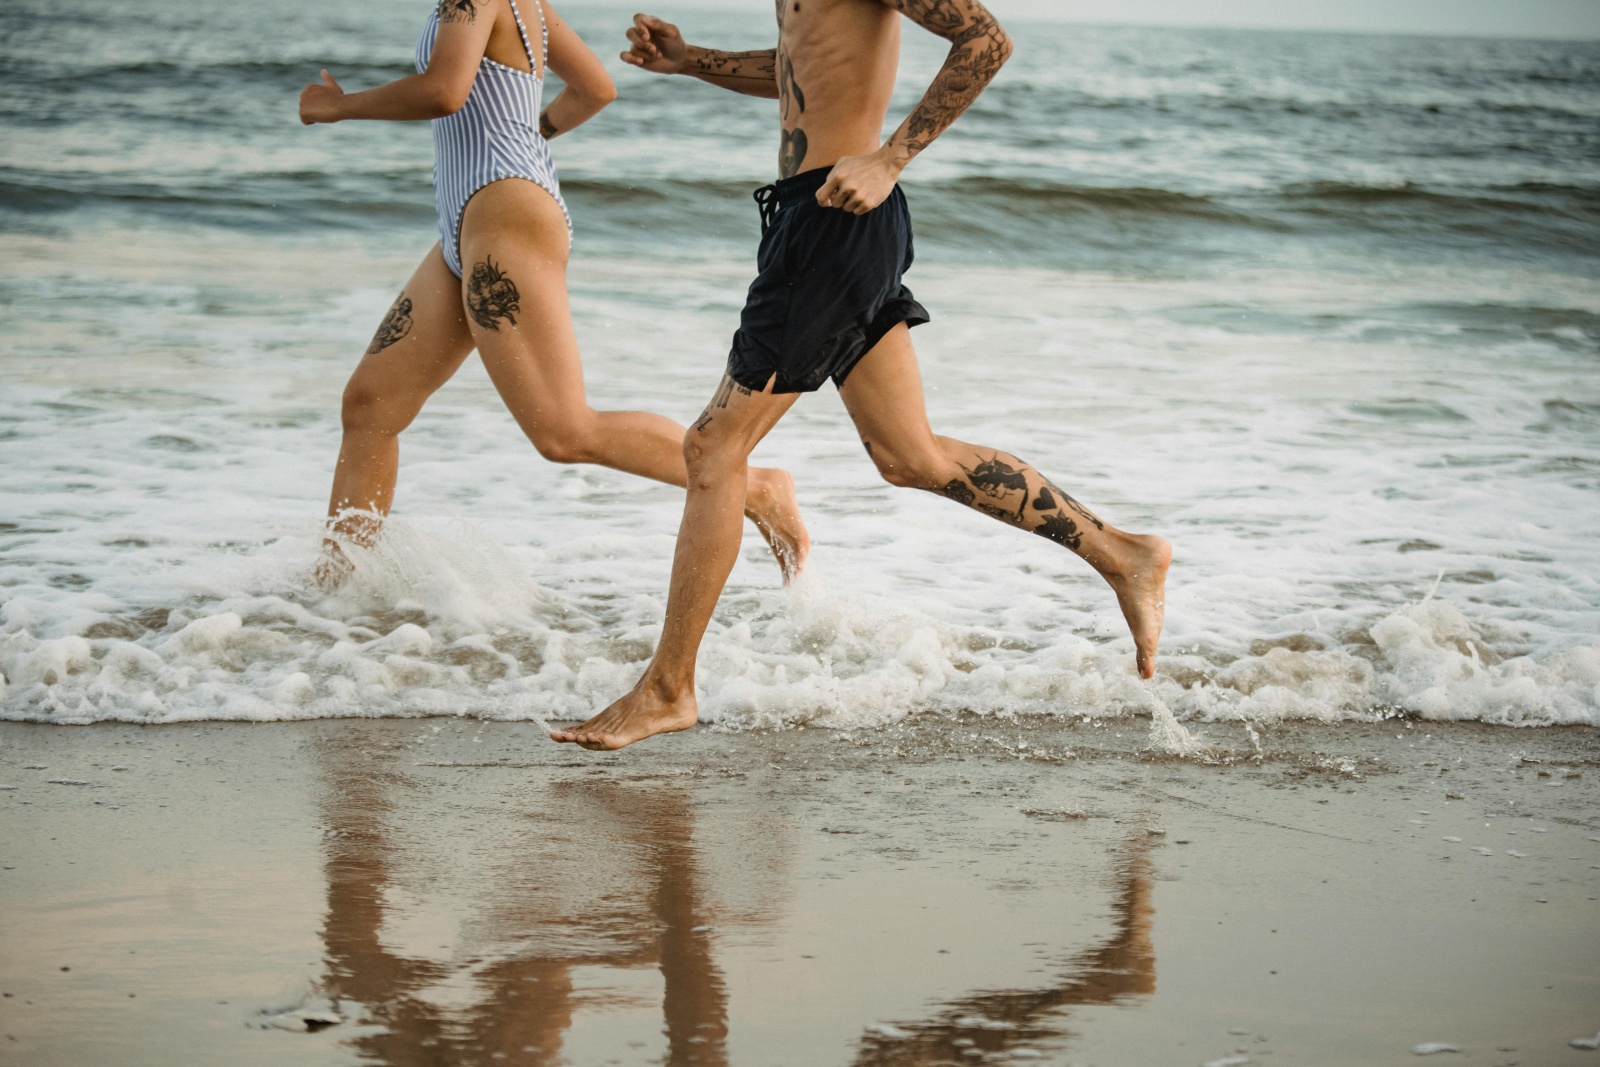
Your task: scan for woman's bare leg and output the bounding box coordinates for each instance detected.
[319,245,476,585]
[456,179,808,578]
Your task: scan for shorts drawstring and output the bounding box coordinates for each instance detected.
[753,183,779,234]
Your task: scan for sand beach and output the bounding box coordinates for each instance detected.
[2,717,1596,1065]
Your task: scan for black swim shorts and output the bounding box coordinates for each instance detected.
[726,167,930,394]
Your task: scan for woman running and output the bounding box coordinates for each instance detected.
[297,0,808,584]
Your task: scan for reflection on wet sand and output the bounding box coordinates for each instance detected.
[852,831,1158,1065]
[315,743,737,1066]
[314,738,1157,1066]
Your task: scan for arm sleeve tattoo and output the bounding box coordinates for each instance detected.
[885,0,1012,160]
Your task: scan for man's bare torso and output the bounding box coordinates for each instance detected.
[775,0,901,177]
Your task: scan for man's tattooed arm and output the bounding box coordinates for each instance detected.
[881,0,1012,163]
[682,48,780,98]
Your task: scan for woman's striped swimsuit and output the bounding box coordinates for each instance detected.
[415,0,571,278]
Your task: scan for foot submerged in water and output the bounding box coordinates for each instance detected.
[550,678,698,751]
[1105,534,1171,679]
[313,539,354,592]
[747,468,810,584]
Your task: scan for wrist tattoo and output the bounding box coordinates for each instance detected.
[539,111,558,139]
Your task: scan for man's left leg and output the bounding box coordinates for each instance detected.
[838,324,1171,678]
[552,375,801,750]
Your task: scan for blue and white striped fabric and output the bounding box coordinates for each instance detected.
[415,0,571,277]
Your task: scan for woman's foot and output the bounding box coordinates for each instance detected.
[1102,534,1172,679]
[745,468,810,583]
[314,538,355,592]
[550,676,698,750]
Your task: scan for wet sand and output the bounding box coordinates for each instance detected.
[1,716,1596,1067]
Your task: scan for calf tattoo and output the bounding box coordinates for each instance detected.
[367,295,414,355]
[939,478,975,505]
[927,451,1102,557]
[437,0,479,23]
[1032,481,1104,529]
[1035,512,1083,551]
[466,257,520,331]
[963,454,1029,517]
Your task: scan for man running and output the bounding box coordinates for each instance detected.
[553,0,1170,750]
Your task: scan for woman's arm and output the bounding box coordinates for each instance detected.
[537,0,618,138]
[298,0,495,124]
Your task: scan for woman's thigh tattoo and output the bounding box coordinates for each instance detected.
[367,294,414,355]
[466,256,521,332]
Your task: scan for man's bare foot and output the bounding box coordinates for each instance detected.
[1103,534,1172,679]
[745,468,810,584]
[550,676,699,751]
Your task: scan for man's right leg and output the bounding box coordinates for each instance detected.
[320,245,476,585]
[838,325,1172,678]
[551,376,800,750]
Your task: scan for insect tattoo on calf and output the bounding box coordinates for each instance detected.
[466,257,520,332]
[437,0,479,23]
[1035,512,1084,551]
[367,295,414,355]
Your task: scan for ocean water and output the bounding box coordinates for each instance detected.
[2,0,1598,730]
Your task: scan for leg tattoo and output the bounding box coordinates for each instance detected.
[963,454,1030,518]
[366,294,414,355]
[692,376,754,433]
[939,478,975,506]
[466,256,521,332]
[925,450,1107,557]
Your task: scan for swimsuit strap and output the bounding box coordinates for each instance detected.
[504,0,540,76]
[535,0,549,70]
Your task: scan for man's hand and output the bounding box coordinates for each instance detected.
[621,14,688,75]
[299,70,346,125]
[815,149,903,215]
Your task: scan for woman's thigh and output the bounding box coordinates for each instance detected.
[344,244,476,424]
[456,179,591,426]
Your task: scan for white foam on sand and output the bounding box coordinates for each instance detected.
[2,246,1597,730]
[2,512,1596,730]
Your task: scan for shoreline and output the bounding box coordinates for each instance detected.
[2,715,1596,1066]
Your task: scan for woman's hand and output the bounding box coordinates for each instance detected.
[299,71,346,125]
